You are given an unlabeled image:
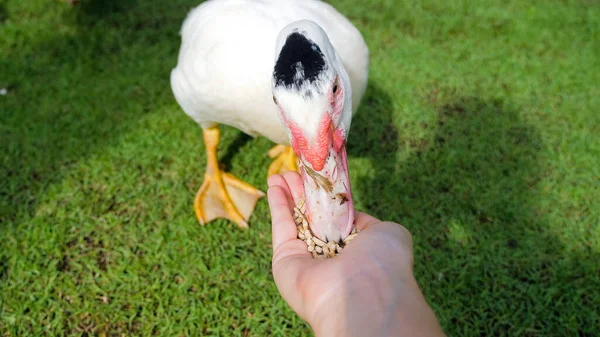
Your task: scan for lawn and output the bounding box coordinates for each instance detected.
[1,0,599,335]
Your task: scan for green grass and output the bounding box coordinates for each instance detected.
[1,0,599,335]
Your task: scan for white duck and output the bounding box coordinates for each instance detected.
[170,0,369,242]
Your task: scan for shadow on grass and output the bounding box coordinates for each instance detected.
[0,1,194,226]
[73,0,137,19]
[347,84,599,335]
[346,81,399,211]
[0,3,7,24]
[220,132,254,171]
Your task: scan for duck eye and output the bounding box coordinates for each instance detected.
[272,95,278,104]
[332,83,338,94]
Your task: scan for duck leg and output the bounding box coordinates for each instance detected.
[194,126,265,228]
[267,144,299,177]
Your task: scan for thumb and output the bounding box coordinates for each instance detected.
[267,184,315,314]
[267,184,311,264]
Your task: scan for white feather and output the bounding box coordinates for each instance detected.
[170,0,369,145]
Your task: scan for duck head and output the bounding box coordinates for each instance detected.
[271,20,354,243]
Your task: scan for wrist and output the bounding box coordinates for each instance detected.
[310,273,444,337]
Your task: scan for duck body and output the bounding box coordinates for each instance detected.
[170,0,369,234]
[170,0,369,145]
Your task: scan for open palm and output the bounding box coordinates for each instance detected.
[267,172,443,336]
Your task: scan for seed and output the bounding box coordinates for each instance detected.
[304,230,312,239]
[293,197,348,260]
[313,237,325,247]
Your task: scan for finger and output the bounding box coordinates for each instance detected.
[267,183,315,315]
[267,182,312,264]
[354,211,381,231]
[267,185,298,253]
[267,174,294,212]
[282,170,305,205]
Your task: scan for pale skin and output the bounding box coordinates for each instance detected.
[267,171,447,337]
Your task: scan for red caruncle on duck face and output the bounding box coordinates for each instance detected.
[281,76,346,172]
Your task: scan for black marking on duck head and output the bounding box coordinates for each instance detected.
[303,89,313,99]
[274,32,327,91]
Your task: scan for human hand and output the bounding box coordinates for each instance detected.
[267,171,446,337]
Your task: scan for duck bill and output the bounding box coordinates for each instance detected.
[299,146,355,243]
